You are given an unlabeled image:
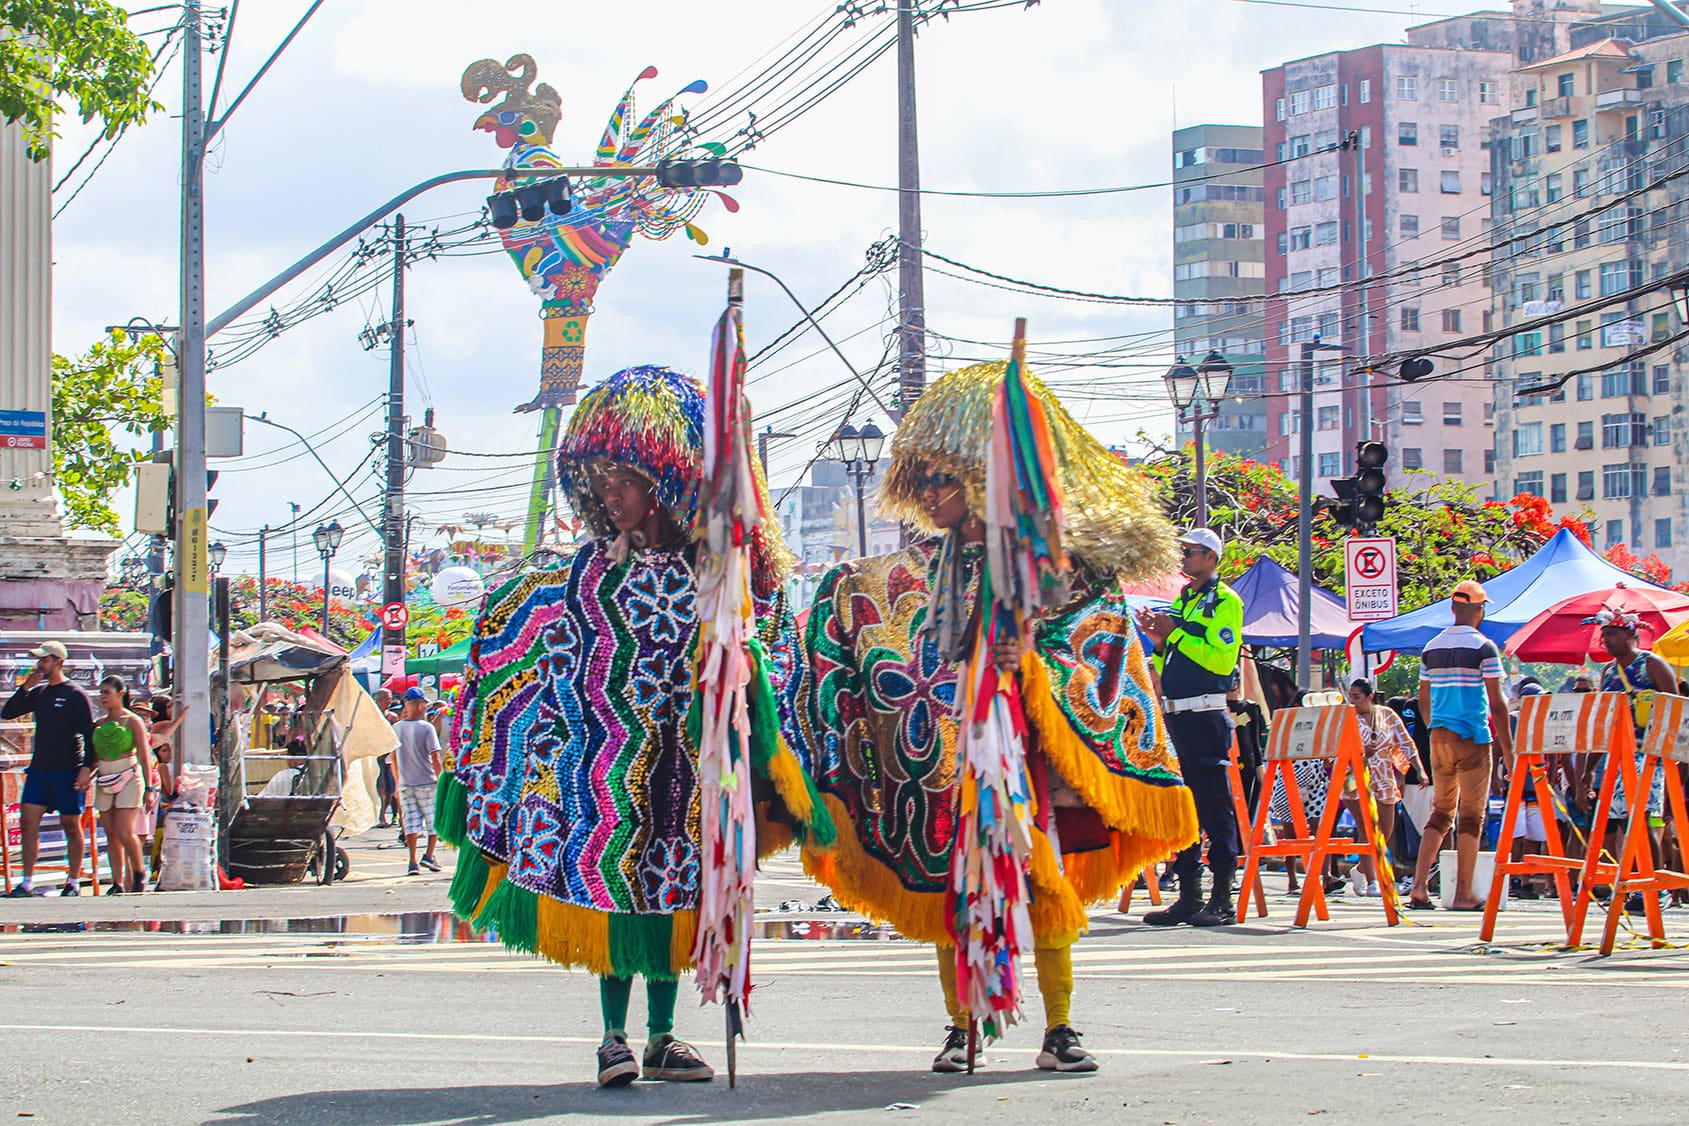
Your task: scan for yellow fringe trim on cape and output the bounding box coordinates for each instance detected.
[528,898,701,977]
[477,860,508,920]
[762,739,817,826]
[803,794,950,943]
[670,909,697,972]
[1020,653,1199,852]
[756,807,795,859]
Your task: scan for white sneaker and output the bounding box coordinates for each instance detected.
[1363,882,1382,898]
[1349,867,1367,896]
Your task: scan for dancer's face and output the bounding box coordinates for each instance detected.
[919,468,969,531]
[594,467,657,534]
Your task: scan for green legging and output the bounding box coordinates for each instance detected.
[599,974,678,1040]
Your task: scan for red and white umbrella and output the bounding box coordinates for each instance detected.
[1503,583,1689,664]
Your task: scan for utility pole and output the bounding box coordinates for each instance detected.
[382,217,408,676]
[257,525,269,623]
[1349,130,1371,453]
[174,0,212,774]
[1297,339,1346,689]
[289,502,301,581]
[895,1,926,416]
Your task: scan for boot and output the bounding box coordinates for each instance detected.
[1143,895,1201,926]
[1188,892,1236,927]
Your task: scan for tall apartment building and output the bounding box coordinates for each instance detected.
[1260,16,1518,488]
[1488,29,1689,569]
[1172,124,1268,456]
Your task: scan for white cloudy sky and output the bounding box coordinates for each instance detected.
[51,0,1557,576]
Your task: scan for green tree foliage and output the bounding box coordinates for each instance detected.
[1,0,162,160]
[53,330,171,534]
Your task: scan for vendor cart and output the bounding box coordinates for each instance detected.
[225,737,347,886]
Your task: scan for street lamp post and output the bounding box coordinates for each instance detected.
[312,521,343,635]
[828,421,886,557]
[208,541,226,573]
[1163,351,1233,529]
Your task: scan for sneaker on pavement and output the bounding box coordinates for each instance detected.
[1349,867,1368,896]
[4,884,35,898]
[405,863,421,876]
[1036,1025,1098,1073]
[642,1035,714,1082]
[596,1034,639,1088]
[932,1025,970,1073]
[418,855,442,873]
[59,881,79,897]
[1142,899,1200,927]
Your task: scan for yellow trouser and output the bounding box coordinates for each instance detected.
[936,938,1075,1031]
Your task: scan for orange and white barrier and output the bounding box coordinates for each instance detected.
[1598,692,1689,954]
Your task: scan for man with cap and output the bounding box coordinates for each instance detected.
[1136,528,1246,926]
[2,641,97,896]
[1407,579,1511,910]
[392,686,443,876]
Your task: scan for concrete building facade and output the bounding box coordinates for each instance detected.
[1172,124,1268,457]
[1488,28,1689,569]
[1260,18,1517,490]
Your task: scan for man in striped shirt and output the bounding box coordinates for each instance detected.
[1407,580,1513,910]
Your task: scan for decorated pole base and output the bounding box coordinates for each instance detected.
[517,312,588,412]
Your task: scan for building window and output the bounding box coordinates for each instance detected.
[1443,401,1462,426]
[1399,121,1418,146]
[1442,308,1462,333]
[1577,419,1594,448]
[1314,175,1338,200]
[1607,519,1625,547]
[1546,124,1562,154]
[1440,124,1460,149]
[1399,168,1419,193]
[1290,89,1310,115]
[1290,179,1312,204]
[1318,452,1341,477]
[1551,422,1567,453]
[1513,422,1543,457]
[1656,466,1673,496]
[1479,80,1497,104]
[1440,170,1461,194]
[1314,84,1337,109]
[1573,119,1590,148]
[1655,416,1672,446]
[1603,462,1647,499]
[1400,214,1420,238]
[1654,365,1672,394]
[1657,518,1674,548]
[1602,412,1649,448]
[1557,72,1575,98]
[1315,221,1339,245]
[1403,447,1423,470]
[1575,270,1592,300]
[1402,401,1423,425]
[1290,225,1312,250]
[1397,75,1417,101]
[1551,473,1568,504]
[1359,78,1372,103]
[1401,307,1421,331]
[1578,470,1596,500]
[1434,77,1456,102]
[1317,405,1340,431]
[1545,172,1563,203]
[1514,331,1542,356]
[1276,187,1286,210]
[1441,216,1460,239]
[1443,448,1464,473]
[1515,471,1544,497]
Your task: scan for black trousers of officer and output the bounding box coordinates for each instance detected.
[1167,709,1241,904]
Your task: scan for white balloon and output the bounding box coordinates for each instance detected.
[313,568,359,602]
[431,566,486,609]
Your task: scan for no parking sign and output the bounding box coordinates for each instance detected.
[1345,537,1397,621]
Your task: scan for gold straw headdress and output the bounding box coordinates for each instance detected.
[881,360,1177,583]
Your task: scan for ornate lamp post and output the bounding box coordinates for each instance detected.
[1164,350,1233,529]
[828,421,886,557]
[311,521,343,634]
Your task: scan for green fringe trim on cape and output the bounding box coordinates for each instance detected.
[434,770,469,849]
[607,913,681,981]
[475,877,540,954]
[448,845,492,923]
[748,637,836,848]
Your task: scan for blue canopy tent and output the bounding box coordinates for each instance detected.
[1230,556,1353,650]
[1360,526,1664,654]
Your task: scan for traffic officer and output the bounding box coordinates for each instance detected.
[1134,527,1245,927]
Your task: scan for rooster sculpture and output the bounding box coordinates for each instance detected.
[461,54,737,412]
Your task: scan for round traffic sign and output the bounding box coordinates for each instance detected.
[380,601,409,631]
[1354,546,1388,580]
[1345,626,1396,679]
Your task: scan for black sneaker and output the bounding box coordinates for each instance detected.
[1036,1025,1098,1073]
[1142,899,1200,927]
[932,1025,970,1073]
[596,1034,639,1088]
[4,884,36,898]
[642,1034,713,1082]
[405,863,421,876]
[59,882,79,897]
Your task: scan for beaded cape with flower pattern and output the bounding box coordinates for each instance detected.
[456,536,703,915]
[802,539,1185,895]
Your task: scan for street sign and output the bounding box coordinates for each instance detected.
[1345,536,1397,622]
[380,602,409,631]
[1345,626,1396,678]
[0,410,47,450]
[381,643,407,677]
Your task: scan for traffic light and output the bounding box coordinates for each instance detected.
[1327,441,1389,534]
[657,158,744,189]
[1399,356,1433,382]
[155,453,220,522]
[486,174,572,230]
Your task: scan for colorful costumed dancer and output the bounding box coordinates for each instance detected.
[436,365,832,1089]
[798,358,1199,1073]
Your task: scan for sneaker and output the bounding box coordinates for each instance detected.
[1349,867,1368,896]
[418,855,442,873]
[596,1034,639,1088]
[59,882,79,897]
[1036,1025,1098,1073]
[932,1025,970,1073]
[1157,870,1178,892]
[4,884,35,898]
[1362,882,1383,898]
[642,1034,714,1082]
[1143,899,1200,927]
[405,863,421,876]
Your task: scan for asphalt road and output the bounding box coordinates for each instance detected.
[3,847,1688,1124]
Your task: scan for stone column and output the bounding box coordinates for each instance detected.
[0,121,117,631]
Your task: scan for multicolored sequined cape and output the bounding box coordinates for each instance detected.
[798,541,1198,943]
[435,536,831,979]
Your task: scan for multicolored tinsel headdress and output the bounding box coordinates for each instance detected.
[556,364,791,589]
[881,361,1177,583]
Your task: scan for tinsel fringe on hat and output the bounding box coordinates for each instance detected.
[556,364,792,587]
[880,360,1177,582]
